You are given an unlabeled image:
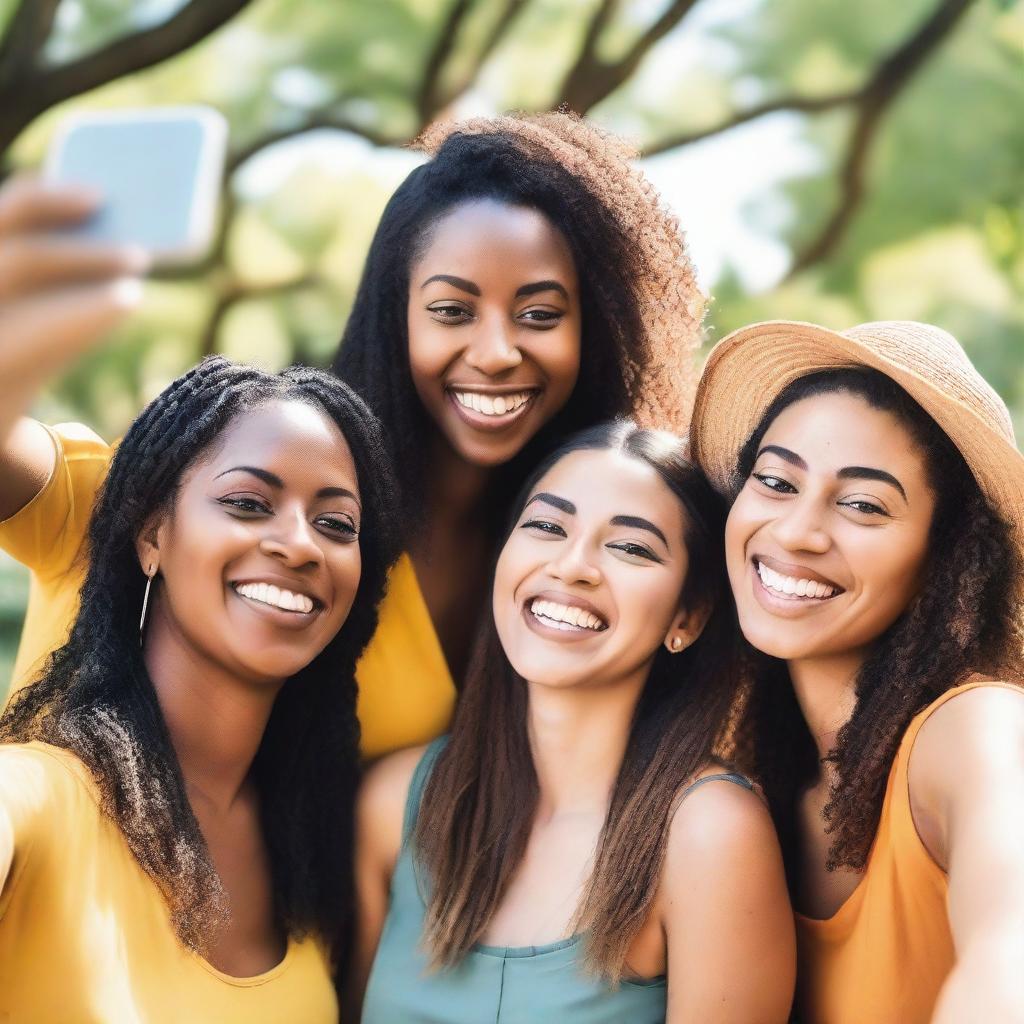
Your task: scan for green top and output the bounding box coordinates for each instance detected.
[361,738,672,1024]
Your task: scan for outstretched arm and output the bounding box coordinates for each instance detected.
[663,778,795,1023]
[0,177,145,520]
[910,685,1024,1023]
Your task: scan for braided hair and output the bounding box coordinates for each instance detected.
[333,111,703,537]
[0,356,400,968]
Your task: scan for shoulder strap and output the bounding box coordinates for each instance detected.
[401,737,449,846]
[679,771,754,803]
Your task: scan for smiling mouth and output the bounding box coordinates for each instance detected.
[231,581,322,615]
[754,560,844,601]
[528,597,608,633]
[446,387,539,429]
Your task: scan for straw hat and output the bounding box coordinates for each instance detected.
[690,320,1024,550]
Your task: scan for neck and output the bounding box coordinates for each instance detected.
[422,431,493,533]
[143,599,281,814]
[788,650,866,762]
[526,668,647,819]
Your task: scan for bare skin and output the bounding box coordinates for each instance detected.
[725,391,1024,1020]
[350,450,795,1022]
[406,199,582,682]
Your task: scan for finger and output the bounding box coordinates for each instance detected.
[0,236,149,300]
[0,175,102,236]
[0,278,144,387]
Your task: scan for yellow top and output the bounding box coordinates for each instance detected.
[0,741,338,1024]
[0,424,456,759]
[795,680,1021,1024]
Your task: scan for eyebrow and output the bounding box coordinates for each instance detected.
[420,274,480,295]
[526,492,575,515]
[214,466,360,503]
[515,280,569,300]
[755,447,907,500]
[610,514,668,547]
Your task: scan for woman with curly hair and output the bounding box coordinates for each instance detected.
[0,112,703,759]
[351,422,794,1022]
[0,349,400,1020]
[690,320,1024,1023]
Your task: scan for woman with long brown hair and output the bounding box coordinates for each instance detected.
[350,422,795,1023]
[691,320,1024,1022]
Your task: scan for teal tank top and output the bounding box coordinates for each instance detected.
[361,738,753,1023]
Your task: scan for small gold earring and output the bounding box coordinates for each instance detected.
[670,636,683,652]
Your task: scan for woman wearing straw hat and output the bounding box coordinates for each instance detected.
[690,320,1024,1023]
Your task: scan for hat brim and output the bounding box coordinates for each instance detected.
[691,320,1024,550]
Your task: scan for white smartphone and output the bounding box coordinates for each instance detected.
[45,105,228,266]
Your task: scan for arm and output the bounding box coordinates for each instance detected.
[0,176,145,520]
[908,685,1024,1023]
[343,745,425,1019]
[662,779,795,1024]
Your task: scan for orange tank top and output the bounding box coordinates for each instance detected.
[795,680,1020,1024]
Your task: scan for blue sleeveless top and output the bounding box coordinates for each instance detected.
[361,738,753,1023]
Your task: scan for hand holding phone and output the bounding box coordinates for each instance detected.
[45,105,228,266]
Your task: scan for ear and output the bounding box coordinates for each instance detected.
[134,513,164,577]
[663,601,712,655]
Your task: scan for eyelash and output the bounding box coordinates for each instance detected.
[519,520,662,561]
[427,304,564,327]
[751,474,889,517]
[218,497,358,538]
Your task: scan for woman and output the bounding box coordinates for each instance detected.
[0,355,399,1021]
[351,422,795,1023]
[1,111,703,757]
[690,320,1024,1023]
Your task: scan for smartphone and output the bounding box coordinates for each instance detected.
[45,106,228,266]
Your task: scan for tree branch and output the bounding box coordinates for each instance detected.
[560,0,699,113]
[0,0,60,90]
[786,0,974,275]
[417,0,478,126]
[0,0,254,156]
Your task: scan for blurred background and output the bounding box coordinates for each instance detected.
[1,0,1022,692]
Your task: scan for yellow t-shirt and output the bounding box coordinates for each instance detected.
[0,741,338,1023]
[0,424,456,759]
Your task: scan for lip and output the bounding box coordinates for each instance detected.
[521,588,609,643]
[445,385,540,433]
[749,560,843,618]
[228,575,326,628]
[754,554,844,591]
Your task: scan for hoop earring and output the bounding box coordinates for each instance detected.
[139,565,156,644]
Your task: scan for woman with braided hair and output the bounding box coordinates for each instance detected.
[0,345,400,1019]
[1,111,704,759]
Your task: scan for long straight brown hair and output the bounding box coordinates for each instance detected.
[414,421,750,981]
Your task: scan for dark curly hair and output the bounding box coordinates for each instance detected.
[333,111,703,537]
[0,356,400,969]
[730,368,1024,879]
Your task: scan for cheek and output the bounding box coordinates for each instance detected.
[724,498,755,580]
[326,546,362,627]
[529,326,580,400]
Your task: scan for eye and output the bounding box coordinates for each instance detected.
[315,515,359,540]
[752,472,797,494]
[219,495,271,515]
[518,308,563,326]
[520,518,566,537]
[427,303,472,323]
[838,499,889,518]
[607,541,662,563]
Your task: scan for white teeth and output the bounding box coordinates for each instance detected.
[235,582,315,613]
[756,562,836,600]
[452,390,533,416]
[529,598,606,631]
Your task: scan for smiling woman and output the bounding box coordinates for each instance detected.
[691,320,1024,1024]
[349,422,795,1024]
[0,356,400,1023]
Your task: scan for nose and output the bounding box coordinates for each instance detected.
[258,508,323,569]
[462,313,523,376]
[769,494,832,555]
[546,537,601,587]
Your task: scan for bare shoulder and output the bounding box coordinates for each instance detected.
[357,744,430,866]
[664,766,779,877]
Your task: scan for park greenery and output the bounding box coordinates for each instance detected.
[0,0,1021,691]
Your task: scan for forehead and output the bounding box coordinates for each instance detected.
[529,448,682,530]
[416,199,576,277]
[762,391,931,484]
[195,399,358,483]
